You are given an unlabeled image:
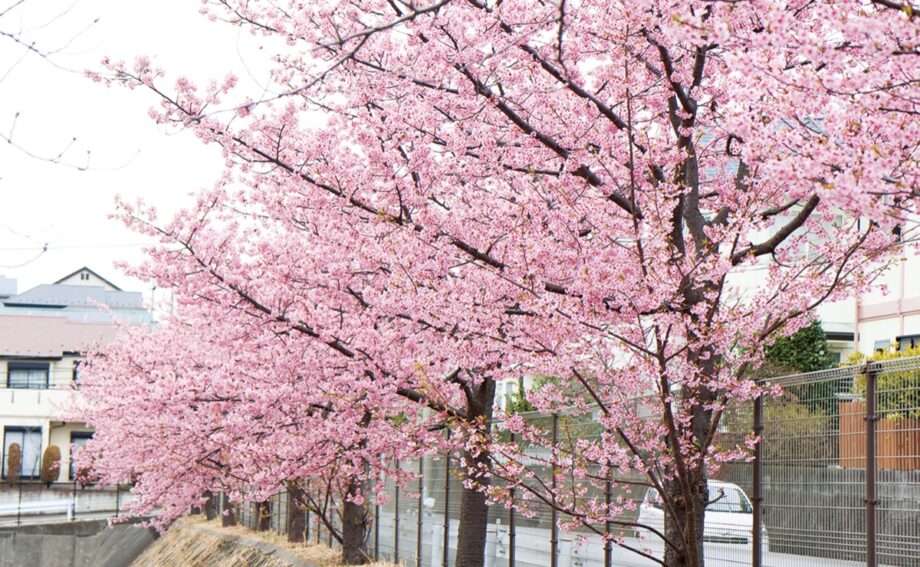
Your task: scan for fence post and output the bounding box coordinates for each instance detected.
[374,479,380,561]
[417,456,424,567]
[16,476,23,526]
[71,479,77,522]
[395,459,400,565]
[550,413,558,567]
[753,393,764,567]
[509,431,516,567]
[443,433,451,567]
[865,363,878,567]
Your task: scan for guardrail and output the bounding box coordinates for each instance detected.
[0,485,129,527]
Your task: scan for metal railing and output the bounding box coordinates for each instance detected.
[0,484,129,527]
[220,356,920,567]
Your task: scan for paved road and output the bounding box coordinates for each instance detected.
[609,539,884,567]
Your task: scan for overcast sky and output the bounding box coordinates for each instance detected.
[0,0,272,295]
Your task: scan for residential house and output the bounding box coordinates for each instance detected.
[0,267,150,483]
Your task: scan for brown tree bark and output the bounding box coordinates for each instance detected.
[222,494,237,527]
[341,479,369,565]
[203,491,216,521]
[287,490,306,543]
[454,377,496,567]
[662,347,716,567]
[256,500,271,532]
[662,475,707,567]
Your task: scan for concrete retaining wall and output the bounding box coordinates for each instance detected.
[0,519,156,567]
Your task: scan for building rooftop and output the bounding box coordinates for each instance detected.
[3,284,144,310]
[0,315,119,358]
[0,276,16,299]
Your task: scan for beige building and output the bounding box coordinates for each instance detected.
[0,267,149,484]
[853,251,920,355]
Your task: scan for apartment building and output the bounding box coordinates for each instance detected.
[0,267,150,483]
[853,251,920,355]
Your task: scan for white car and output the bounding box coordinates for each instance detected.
[636,480,768,554]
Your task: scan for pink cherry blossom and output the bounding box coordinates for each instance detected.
[74,2,918,566]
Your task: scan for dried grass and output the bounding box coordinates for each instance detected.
[182,515,397,567]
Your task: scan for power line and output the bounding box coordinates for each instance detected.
[0,244,46,268]
[0,242,151,252]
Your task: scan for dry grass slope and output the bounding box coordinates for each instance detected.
[131,516,397,567]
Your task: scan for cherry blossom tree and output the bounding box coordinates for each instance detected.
[82,1,917,566]
[72,314,437,564]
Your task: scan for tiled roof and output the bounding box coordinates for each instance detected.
[0,315,118,357]
[3,284,144,309]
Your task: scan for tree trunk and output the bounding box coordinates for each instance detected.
[204,491,216,521]
[454,377,496,567]
[663,477,707,567]
[287,491,306,543]
[662,374,715,567]
[222,494,237,527]
[341,479,369,565]
[256,500,271,532]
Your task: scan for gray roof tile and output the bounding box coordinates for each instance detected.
[3,284,144,309]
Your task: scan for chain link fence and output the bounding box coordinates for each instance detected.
[223,356,920,567]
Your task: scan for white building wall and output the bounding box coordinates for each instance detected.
[862,263,901,305]
[0,357,85,483]
[858,319,902,354]
[853,241,920,355]
[56,269,119,290]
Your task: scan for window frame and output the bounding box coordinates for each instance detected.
[69,431,93,480]
[3,426,43,480]
[895,334,920,352]
[6,362,51,390]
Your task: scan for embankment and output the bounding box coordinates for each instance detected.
[130,518,319,567]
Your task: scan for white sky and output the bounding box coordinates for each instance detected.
[0,0,272,295]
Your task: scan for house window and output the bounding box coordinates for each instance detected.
[69,431,93,480]
[72,361,82,381]
[3,426,42,479]
[7,362,50,389]
[873,340,891,354]
[896,335,920,352]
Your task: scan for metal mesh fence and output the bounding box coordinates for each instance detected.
[222,356,920,567]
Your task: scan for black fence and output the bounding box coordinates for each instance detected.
[223,357,920,567]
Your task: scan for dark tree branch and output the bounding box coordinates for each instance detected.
[731,195,820,264]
